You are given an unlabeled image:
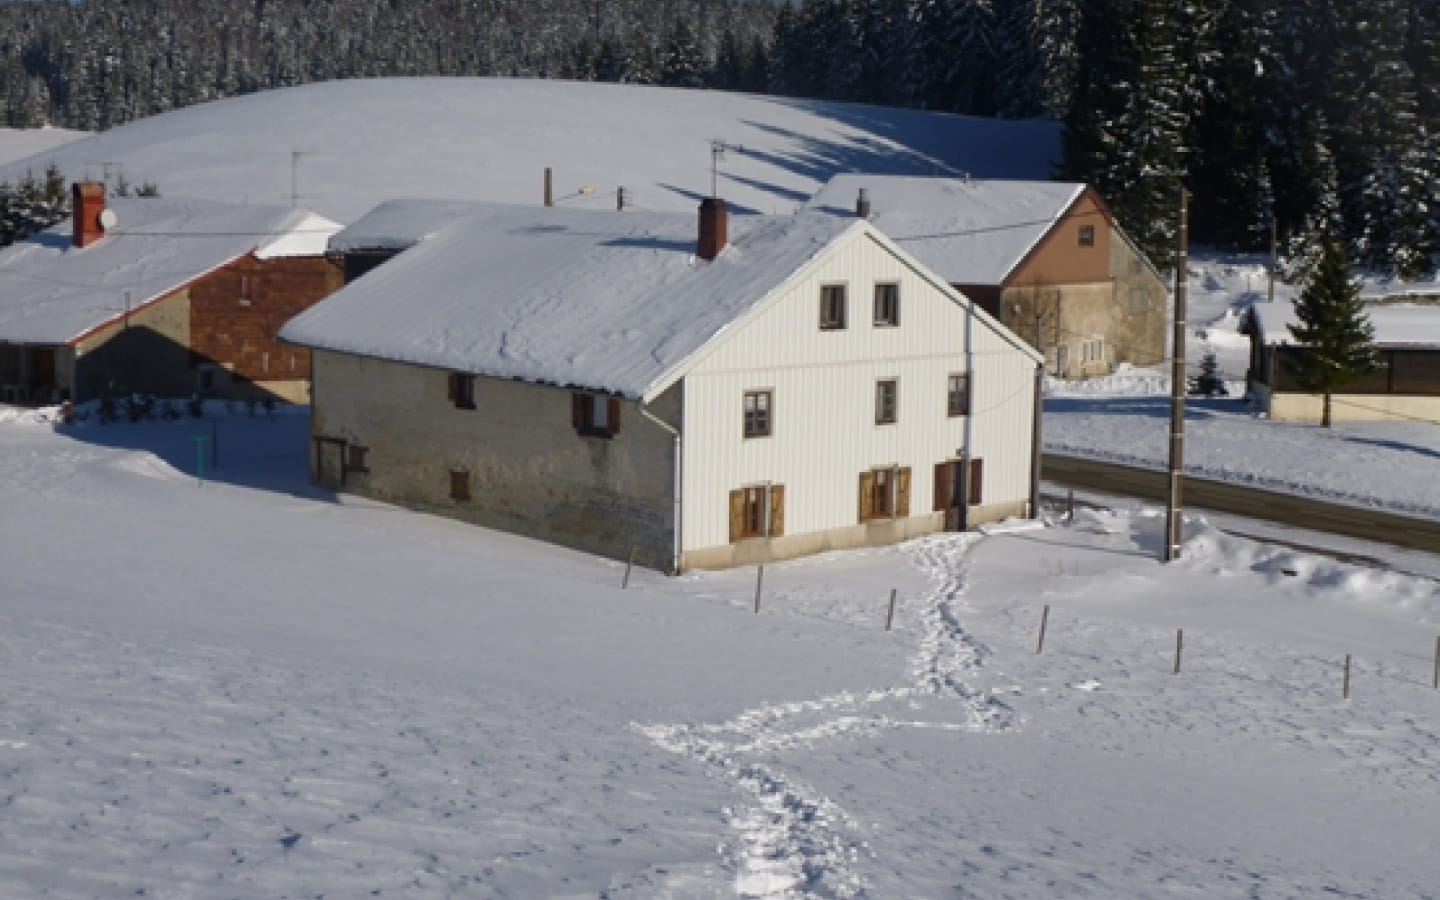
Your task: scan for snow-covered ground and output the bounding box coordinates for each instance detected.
[0,126,87,168]
[1045,256,1440,520]
[2,399,1438,898]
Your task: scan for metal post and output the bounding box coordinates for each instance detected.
[753,565,764,614]
[885,588,897,631]
[1036,604,1049,654]
[544,168,553,207]
[1164,188,1190,562]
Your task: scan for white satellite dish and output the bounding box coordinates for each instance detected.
[98,208,118,230]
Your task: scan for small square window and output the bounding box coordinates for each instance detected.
[450,468,471,502]
[743,390,772,438]
[873,283,900,327]
[820,284,847,330]
[875,379,898,425]
[347,444,369,474]
[449,373,476,410]
[572,392,621,438]
[947,373,970,417]
[1078,224,1095,247]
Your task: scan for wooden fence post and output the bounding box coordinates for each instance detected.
[753,564,764,614]
[1067,489,1074,522]
[885,588,897,631]
[1173,629,1183,674]
[622,546,637,589]
[1343,654,1351,700]
[1036,604,1050,654]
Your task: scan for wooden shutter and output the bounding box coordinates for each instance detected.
[572,393,586,431]
[933,462,953,512]
[858,471,875,522]
[450,468,470,502]
[969,458,984,506]
[768,485,785,537]
[896,467,911,517]
[729,489,745,542]
[447,373,458,402]
[607,398,622,435]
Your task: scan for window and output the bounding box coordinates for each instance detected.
[743,390,772,438]
[858,466,911,522]
[450,468,471,502]
[447,373,476,410]
[875,379,898,424]
[947,373,970,417]
[873,283,900,327]
[728,484,785,541]
[347,443,369,474]
[820,284,847,330]
[572,392,621,438]
[1081,338,1105,364]
[1078,224,1095,247]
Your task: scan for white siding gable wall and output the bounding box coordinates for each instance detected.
[679,229,1038,565]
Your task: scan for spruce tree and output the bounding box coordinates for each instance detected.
[1285,234,1379,427]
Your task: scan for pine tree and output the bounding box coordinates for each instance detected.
[1285,234,1379,427]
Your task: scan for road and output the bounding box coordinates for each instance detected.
[1041,453,1440,556]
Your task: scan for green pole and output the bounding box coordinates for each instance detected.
[195,435,206,486]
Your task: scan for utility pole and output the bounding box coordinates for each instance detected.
[1267,217,1277,303]
[1164,188,1190,562]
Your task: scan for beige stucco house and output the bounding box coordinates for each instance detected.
[280,198,1044,572]
[805,175,1168,379]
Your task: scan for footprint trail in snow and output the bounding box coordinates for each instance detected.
[634,533,1015,898]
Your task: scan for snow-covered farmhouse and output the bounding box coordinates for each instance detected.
[0,182,341,404]
[279,198,1044,571]
[1243,297,1440,423]
[805,174,1168,379]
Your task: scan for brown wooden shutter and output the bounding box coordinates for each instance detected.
[572,393,585,431]
[896,467,911,517]
[447,373,458,402]
[607,398,622,434]
[933,462,952,512]
[729,489,745,542]
[969,458,984,505]
[768,485,785,537]
[858,471,875,522]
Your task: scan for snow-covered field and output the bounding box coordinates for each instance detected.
[2,402,1438,898]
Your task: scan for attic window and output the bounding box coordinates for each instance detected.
[572,392,621,439]
[820,284,847,330]
[873,283,900,327]
[448,373,476,410]
[1078,224,1095,248]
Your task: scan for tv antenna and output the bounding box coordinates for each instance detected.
[290,149,313,208]
[710,139,744,198]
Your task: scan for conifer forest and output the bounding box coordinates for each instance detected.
[1,0,1435,274]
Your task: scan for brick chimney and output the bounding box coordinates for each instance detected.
[697,197,728,261]
[72,181,107,248]
[856,188,871,219]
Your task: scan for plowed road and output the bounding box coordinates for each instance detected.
[1042,453,1440,555]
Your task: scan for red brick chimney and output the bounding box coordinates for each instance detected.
[697,197,728,261]
[72,181,107,248]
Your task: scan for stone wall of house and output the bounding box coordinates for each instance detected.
[1107,238,1168,370]
[73,291,192,400]
[309,350,678,569]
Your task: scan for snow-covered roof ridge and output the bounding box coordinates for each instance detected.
[281,201,857,398]
[803,173,1088,285]
[0,196,340,344]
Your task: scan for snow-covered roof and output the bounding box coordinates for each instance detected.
[803,174,1088,286]
[1249,298,1440,347]
[328,199,503,252]
[281,202,862,400]
[0,197,339,345]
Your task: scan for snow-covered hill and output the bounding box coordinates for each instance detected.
[0,78,1059,224]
